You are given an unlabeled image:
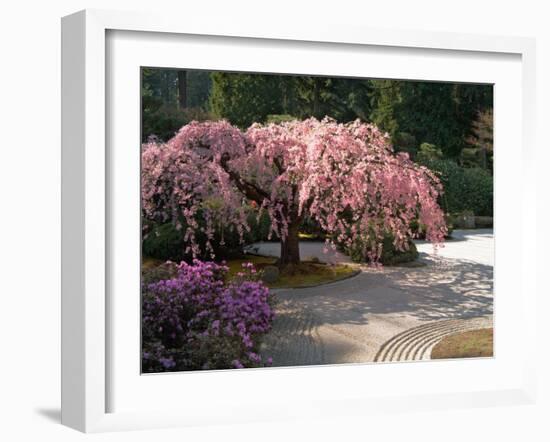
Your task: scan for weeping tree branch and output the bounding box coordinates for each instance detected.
[219,153,271,204]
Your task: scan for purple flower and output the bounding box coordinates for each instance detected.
[232,359,244,369]
[247,352,261,363]
[159,357,176,369]
[142,259,275,373]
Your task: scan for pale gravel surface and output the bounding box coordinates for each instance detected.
[259,229,494,366]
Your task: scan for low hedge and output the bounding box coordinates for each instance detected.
[142,210,277,262]
[345,232,419,266]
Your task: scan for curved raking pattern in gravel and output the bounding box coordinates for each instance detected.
[260,301,326,367]
[374,316,493,362]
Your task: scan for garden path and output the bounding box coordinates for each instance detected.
[258,229,494,366]
[244,240,352,264]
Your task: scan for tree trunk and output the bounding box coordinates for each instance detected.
[280,222,301,268]
[481,145,487,170]
[312,78,321,119]
[177,71,187,109]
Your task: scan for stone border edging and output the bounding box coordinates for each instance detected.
[269,268,362,291]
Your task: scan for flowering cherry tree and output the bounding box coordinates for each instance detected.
[142,118,447,268]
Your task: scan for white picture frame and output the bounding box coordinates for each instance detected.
[61,9,537,433]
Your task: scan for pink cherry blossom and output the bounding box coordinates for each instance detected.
[142,118,447,265]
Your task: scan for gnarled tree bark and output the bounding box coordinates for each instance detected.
[280,222,301,267]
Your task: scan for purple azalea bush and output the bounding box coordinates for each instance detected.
[142,259,275,372]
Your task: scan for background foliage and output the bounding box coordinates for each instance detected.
[142,69,492,170]
[141,68,494,267]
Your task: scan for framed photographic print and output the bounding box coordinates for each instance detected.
[61,9,537,432]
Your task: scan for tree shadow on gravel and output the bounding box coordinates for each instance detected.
[274,256,493,326]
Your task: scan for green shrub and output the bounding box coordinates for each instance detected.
[266,114,297,124]
[346,232,419,266]
[298,216,324,239]
[418,157,493,216]
[141,101,214,142]
[247,211,276,242]
[461,168,493,216]
[142,208,277,263]
[380,237,418,266]
[451,210,477,229]
[142,220,244,263]
[142,223,188,262]
[411,214,454,239]
[459,147,483,168]
[474,216,493,228]
[416,142,443,164]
